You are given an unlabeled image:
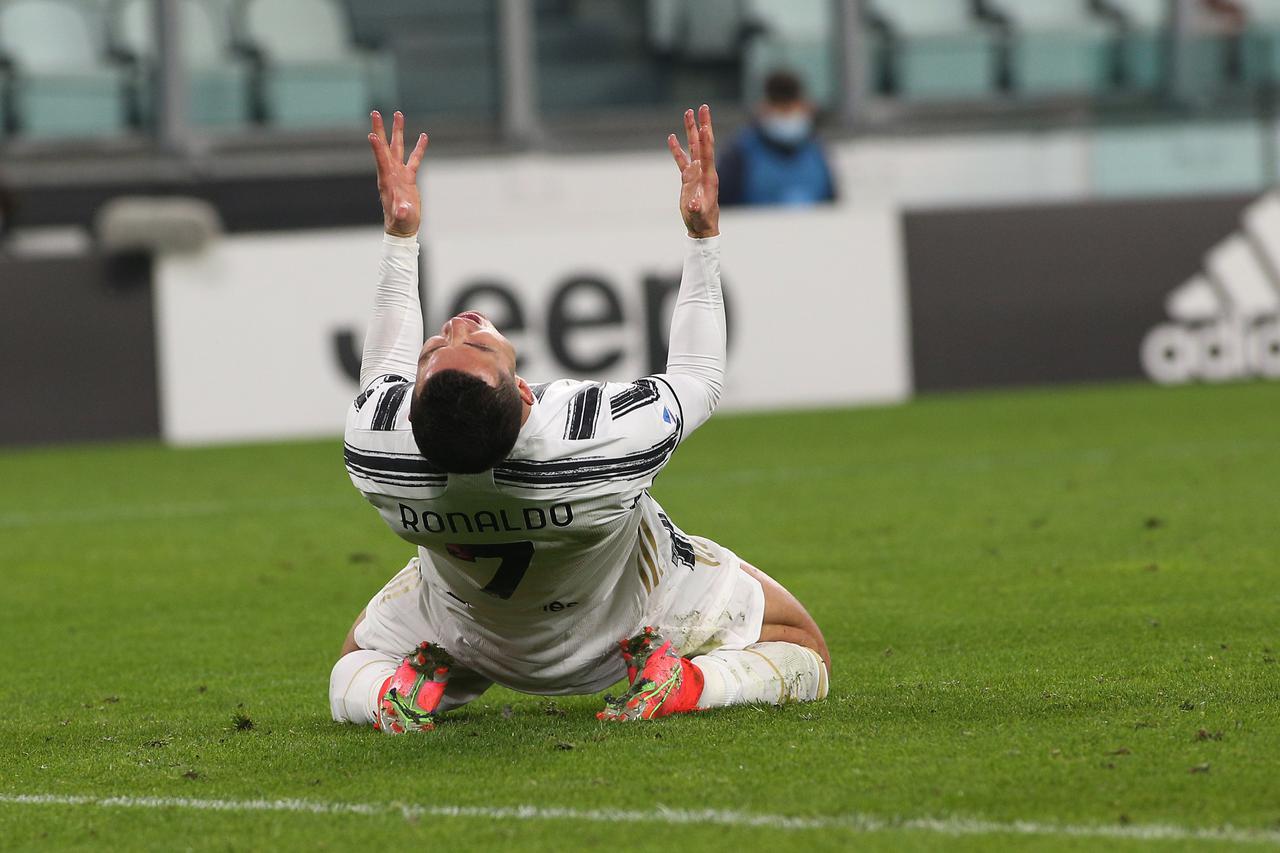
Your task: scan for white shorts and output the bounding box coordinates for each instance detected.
[353,535,764,711]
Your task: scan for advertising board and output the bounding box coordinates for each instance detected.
[154,207,910,444]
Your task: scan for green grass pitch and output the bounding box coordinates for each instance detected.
[2,381,1278,851]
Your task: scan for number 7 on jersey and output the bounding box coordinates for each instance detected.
[446,542,535,600]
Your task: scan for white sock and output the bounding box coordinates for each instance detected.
[692,642,829,709]
[329,649,399,724]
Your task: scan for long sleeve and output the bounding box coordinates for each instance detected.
[359,233,423,390]
[655,234,725,437]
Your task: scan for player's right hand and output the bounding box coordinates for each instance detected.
[369,110,428,238]
[667,104,720,239]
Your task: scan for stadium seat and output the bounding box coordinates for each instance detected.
[987,0,1114,95]
[648,0,746,61]
[636,0,741,106]
[111,0,250,128]
[539,57,664,112]
[392,30,497,119]
[347,0,495,47]
[863,0,999,101]
[235,0,393,128]
[537,10,664,113]
[348,0,496,120]
[1244,0,1280,26]
[741,0,836,107]
[1241,0,1280,84]
[0,0,130,138]
[1102,0,1167,88]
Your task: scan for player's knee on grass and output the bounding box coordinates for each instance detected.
[740,561,831,672]
[692,642,829,708]
[758,622,831,672]
[668,561,830,709]
[330,648,400,725]
[330,610,387,725]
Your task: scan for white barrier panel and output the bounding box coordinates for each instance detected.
[155,207,909,445]
[421,130,1093,230]
[154,228,385,445]
[427,206,910,409]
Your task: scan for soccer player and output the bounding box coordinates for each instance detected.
[330,106,830,733]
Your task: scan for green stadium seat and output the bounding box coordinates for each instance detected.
[348,1,496,121]
[392,31,497,119]
[1244,0,1280,25]
[741,0,836,107]
[864,0,999,101]
[236,0,394,128]
[989,0,1113,95]
[648,0,746,61]
[1104,0,1167,88]
[0,0,129,138]
[536,15,662,113]
[348,0,495,47]
[539,58,664,112]
[1242,0,1280,84]
[111,0,250,128]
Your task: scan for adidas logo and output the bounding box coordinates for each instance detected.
[1141,192,1280,384]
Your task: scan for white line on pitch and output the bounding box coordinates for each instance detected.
[1,794,1277,844]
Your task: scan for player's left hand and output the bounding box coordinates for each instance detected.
[369,110,428,238]
[667,104,720,239]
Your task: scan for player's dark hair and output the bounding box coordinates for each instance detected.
[763,70,804,105]
[410,369,522,473]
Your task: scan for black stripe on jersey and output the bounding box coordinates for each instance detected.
[370,382,410,431]
[657,511,695,570]
[346,469,444,489]
[344,443,444,475]
[609,378,660,419]
[493,430,678,488]
[563,384,604,440]
[354,374,410,411]
[650,375,685,443]
[344,443,446,486]
[529,382,551,401]
[496,429,676,477]
[345,466,443,488]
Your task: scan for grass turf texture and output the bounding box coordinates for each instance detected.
[1,380,1278,851]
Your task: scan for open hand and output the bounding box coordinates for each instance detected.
[667,104,720,238]
[368,111,428,237]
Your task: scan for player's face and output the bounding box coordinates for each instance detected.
[416,311,518,392]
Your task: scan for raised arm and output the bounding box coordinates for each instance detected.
[359,111,429,390]
[656,105,727,437]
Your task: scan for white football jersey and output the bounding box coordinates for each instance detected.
[344,234,724,692]
[346,374,706,690]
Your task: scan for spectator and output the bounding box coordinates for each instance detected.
[718,70,837,207]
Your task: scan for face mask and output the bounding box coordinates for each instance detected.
[761,113,812,145]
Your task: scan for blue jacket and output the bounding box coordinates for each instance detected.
[718,125,837,207]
